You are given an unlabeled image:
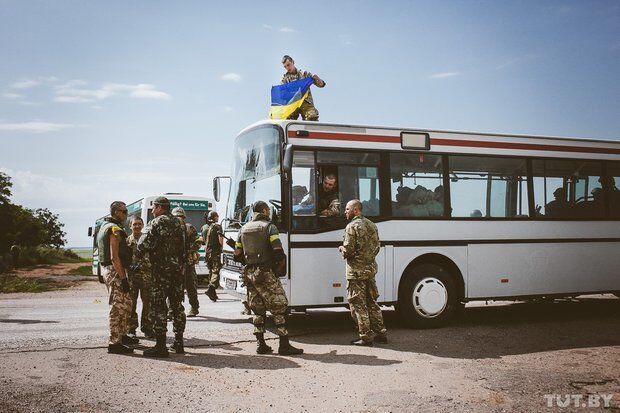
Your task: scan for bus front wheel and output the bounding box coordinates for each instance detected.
[397,263,461,328]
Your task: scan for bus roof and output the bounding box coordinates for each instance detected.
[238,120,620,160]
[95,194,215,223]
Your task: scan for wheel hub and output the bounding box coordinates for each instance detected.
[412,277,448,318]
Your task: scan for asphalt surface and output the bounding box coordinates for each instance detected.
[1,280,619,412]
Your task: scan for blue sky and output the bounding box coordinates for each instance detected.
[0,0,619,246]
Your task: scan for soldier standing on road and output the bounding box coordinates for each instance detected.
[234,201,303,355]
[201,211,223,302]
[126,216,153,338]
[138,197,186,357]
[172,207,201,317]
[339,199,387,346]
[10,243,20,269]
[96,201,136,354]
[281,55,326,121]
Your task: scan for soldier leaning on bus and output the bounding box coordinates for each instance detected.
[96,201,137,354]
[339,199,387,346]
[138,196,187,357]
[281,54,326,121]
[126,216,153,338]
[201,210,223,302]
[172,207,201,317]
[234,201,303,355]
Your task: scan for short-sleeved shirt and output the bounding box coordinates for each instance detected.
[342,216,380,280]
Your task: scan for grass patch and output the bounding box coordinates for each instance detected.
[0,275,50,293]
[68,265,95,276]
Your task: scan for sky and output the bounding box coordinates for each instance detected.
[0,0,619,247]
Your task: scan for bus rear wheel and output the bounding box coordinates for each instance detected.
[397,263,461,328]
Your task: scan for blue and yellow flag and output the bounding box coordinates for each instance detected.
[269,77,314,120]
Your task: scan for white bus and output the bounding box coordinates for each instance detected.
[214,120,620,327]
[88,194,215,282]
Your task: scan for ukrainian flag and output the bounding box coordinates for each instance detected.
[269,77,314,120]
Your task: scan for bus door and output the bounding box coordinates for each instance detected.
[288,149,387,307]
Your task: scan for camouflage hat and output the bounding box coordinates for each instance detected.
[153,196,170,207]
[171,206,186,217]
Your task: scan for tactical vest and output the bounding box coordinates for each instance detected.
[96,219,132,267]
[239,219,274,265]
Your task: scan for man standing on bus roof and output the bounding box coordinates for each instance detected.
[201,211,223,302]
[126,216,153,338]
[96,201,136,354]
[339,199,387,346]
[138,196,186,357]
[234,201,303,355]
[172,207,201,317]
[281,55,326,121]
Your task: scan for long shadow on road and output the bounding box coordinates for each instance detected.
[287,297,620,360]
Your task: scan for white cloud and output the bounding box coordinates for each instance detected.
[2,93,22,99]
[221,106,234,113]
[0,121,74,133]
[262,24,273,30]
[9,76,58,89]
[221,73,242,82]
[428,72,461,79]
[279,26,297,33]
[53,82,171,102]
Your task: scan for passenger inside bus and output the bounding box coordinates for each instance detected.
[392,184,444,217]
[545,187,569,217]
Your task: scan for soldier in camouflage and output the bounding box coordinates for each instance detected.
[138,196,186,357]
[96,201,136,354]
[234,201,303,355]
[318,173,340,217]
[339,199,387,346]
[126,216,153,338]
[281,55,326,121]
[172,207,201,317]
[200,211,223,302]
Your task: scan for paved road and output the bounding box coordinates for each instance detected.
[1,281,619,412]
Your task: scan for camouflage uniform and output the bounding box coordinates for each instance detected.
[127,233,152,335]
[342,215,386,342]
[102,265,133,344]
[318,186,340,216]
[183,223,201,310]
[201,222,223,290]
[236,213,289,336]
[137,212,186,337]
[281,69,324,121]
[97,217,133,345]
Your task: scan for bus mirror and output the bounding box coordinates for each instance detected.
[88,227,93,237]
[213,177,221,203]
[283,144,293,175]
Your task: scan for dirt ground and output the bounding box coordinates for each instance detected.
[0,271,618,412]
[4,262,96,290]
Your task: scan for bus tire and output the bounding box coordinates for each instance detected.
[397,263,460,328]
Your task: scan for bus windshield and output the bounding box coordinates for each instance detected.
[227,126,282,227]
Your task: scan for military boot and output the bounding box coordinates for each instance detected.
[255,333,273,354]
[205,286,218,302]
[187,307,199,317]
[278,336,303,355]
[122,334,139,345]
[170,333,185,354]
[374,333,388,344]
[143,335,169,358]
[108,342,133,354]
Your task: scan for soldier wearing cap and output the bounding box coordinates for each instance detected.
[172,206,201,317]
[234,201,303,355]
[281,55,326,121]
[200,210,223,302]
[138,196,186,357]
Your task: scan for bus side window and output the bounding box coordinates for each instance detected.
[603,162,620,218]
[532,159,603,219]
[390,153,444,218]
[449,155,528,218]
[291,151,318,230]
